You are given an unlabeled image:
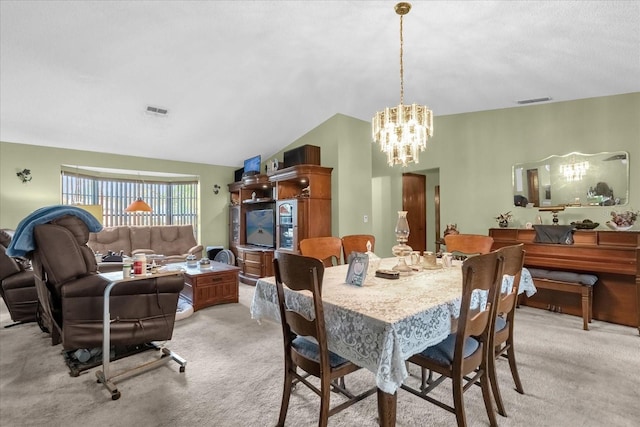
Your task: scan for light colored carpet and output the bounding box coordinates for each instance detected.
[1,283,639,427]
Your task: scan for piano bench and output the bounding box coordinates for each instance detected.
[528,269,598,331]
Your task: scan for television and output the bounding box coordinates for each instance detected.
[245,208,275,248]
[243,155,261,176]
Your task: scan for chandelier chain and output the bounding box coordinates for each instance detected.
[399,14,404,105]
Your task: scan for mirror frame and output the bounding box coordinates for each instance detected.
[512,151,629,208]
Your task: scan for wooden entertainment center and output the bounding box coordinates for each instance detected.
[489,228,640,333]
[228,164,333,285]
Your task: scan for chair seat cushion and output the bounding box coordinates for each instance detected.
[292,337,349,368]
[495,315,508,332]
[528,268,598,286]
[419,333,480,365]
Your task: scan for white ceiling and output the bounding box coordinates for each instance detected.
[1,1,639,168]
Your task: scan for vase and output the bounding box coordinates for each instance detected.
[499,220,509,228]
[392,211,413,274]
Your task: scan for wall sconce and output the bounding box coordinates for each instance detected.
[213,184,221,195]
[16,169,32,183]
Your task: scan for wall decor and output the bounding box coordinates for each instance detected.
[16,168,32,183]
[512,151,629,208]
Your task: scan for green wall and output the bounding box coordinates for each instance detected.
[395,93,640,237]
[2,93,638,258]
[0,142,235,249]
[275,93,640,257]
[265,113,375,239]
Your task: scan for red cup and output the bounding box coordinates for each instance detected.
[133,260,144,275]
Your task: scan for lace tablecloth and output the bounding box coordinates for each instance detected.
[251,258,535,394]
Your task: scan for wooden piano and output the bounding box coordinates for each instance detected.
[489,228,640,334]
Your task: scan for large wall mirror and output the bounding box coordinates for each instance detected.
[512,151,629,207]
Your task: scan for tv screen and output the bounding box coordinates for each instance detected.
[243,155,261,175]
[246,209,275,248]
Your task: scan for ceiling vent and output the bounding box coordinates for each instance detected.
[516,97,552,105]
[145,105,169,115]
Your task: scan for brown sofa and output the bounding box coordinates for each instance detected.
[0,229,38,324]
[88,225,203,262]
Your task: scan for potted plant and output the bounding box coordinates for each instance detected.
[495,211,513,228]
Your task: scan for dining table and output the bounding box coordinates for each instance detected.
[250,257,536,426]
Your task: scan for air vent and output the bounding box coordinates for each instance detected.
[516,97,552,105]
[146,105,169,115]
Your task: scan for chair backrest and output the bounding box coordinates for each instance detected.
[444,234,494,257]
[496,244,525,317]
[341,234,375,263]
[455,251,504,364]
[30,215,99,335]
[273,253,329,370]
[299,236,342,267]
[32,215,97,292]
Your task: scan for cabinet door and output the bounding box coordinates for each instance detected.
[230,205,241,245]
[276,200,298,252]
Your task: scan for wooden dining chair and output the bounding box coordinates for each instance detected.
[490,243,526,417]
[444,234,494,257]
[299,236,342,267]
[273,253,376,427]
[341,234,375,263]
[401,250,504,427]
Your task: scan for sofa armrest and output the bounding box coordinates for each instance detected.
[0,249,22,280]
[131,248,155,256]
[2,269,36,291]
[187,244,204,256]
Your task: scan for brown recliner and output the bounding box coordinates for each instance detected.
[30,215,184,351]
[0,229,38,325]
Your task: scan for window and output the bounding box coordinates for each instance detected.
[61,171,198,230]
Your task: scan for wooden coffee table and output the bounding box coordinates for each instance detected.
[166,262,240,311]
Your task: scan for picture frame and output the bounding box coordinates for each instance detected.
[345,252,369,286]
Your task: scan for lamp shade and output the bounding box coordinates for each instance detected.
[74,204,104,224]
[125,198,152,212]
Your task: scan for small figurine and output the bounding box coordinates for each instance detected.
[443,224,459,237]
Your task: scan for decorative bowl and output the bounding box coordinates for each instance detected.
[608,210,638,231]
[571,221,599,230]
[199,258,211,268]
[606,221,633,231]
[186,254,198,268]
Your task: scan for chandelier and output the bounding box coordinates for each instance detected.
[372,2,433,167]
[559,160,590,182]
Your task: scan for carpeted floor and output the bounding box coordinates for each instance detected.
[1,283,639,427]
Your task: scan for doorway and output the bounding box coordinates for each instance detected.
[527,169,540,207]
[402,173,426,253]
[399,170,440,254]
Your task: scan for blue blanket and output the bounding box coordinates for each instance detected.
[6,205,103,257]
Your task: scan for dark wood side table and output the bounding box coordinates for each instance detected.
[168,262,240,311]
